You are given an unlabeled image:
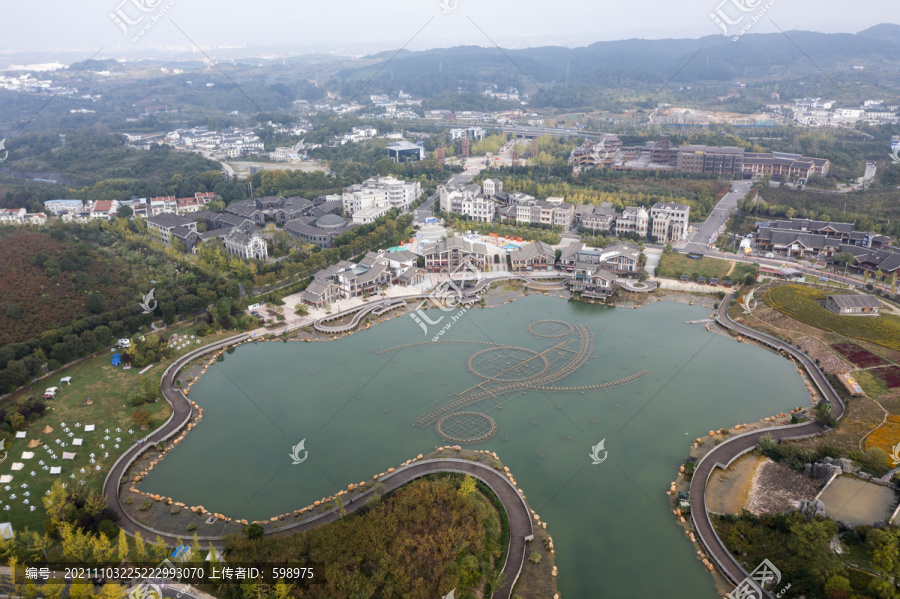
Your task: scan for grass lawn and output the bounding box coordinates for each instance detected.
[656,252,758,282]
[764,285,900,352]
[0,323,234,533]
[854,369,889,397]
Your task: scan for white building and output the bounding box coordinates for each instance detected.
[439,183,495,223]
[617,207,649,237]
[650,202,690,242]
[483,178,503,196]
[342,176,422,216]
[223,229,268,260]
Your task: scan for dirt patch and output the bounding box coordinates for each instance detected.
[725,261,736,277]
[706,453,766,514]
[745,459,821,515]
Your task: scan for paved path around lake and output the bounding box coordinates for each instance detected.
[104,336,533,599]
[688,293,845,596]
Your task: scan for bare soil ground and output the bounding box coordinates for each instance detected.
[745,459,821,515]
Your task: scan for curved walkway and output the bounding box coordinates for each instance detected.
[688,293,845,595]
[103,335,534,598]
[314,298,407,333]
[313,274,570,335]
[102,333,249,544]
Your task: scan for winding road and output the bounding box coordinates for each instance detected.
[102,334,534,599]
[688,293,845,596]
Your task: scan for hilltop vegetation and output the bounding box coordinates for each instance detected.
[222,476,507,599]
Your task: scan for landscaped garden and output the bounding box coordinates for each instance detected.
[764,285,900,352]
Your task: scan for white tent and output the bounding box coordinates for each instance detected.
[49,467,61,474]
[60,377,73,385]
[62,452,76,460]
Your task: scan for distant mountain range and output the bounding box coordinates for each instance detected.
[334,24,900,100]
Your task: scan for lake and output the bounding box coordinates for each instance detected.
[142,295,808,597]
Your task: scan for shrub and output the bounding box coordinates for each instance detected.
[243,523,264,540]
[171,507,181,515]
[124,496,134,505]
[97,520,118,539]
[529,552,541,564]
[140,500,153,511]
[132,410,151,429]
[186,523,197,531]
[755,433,777,456]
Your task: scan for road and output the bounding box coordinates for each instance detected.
[684,180,753,252]
[687,294,844,596]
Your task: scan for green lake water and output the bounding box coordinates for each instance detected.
[142,295,810,598]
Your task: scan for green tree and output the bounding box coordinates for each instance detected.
[458,475,477,498]
[117,205,133,219]
[41,577,66,599]
[133,530,147,561]
[151,535,169,562]
[117,529,130,562]
[85,293,104,314]
[243,523,264,540]
[787,518,841,586]
[867,528,899,573]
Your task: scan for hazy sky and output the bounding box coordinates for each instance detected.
[0,0,897,58]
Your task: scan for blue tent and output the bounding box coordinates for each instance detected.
[111,354,123,367]
[171,545,192,561]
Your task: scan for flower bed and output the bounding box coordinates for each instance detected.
[872,366,900,389]
[864,415,900,453]
[831,342,888,368]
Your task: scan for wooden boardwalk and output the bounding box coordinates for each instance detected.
[688,293,845,597]
[103,338,534,598]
